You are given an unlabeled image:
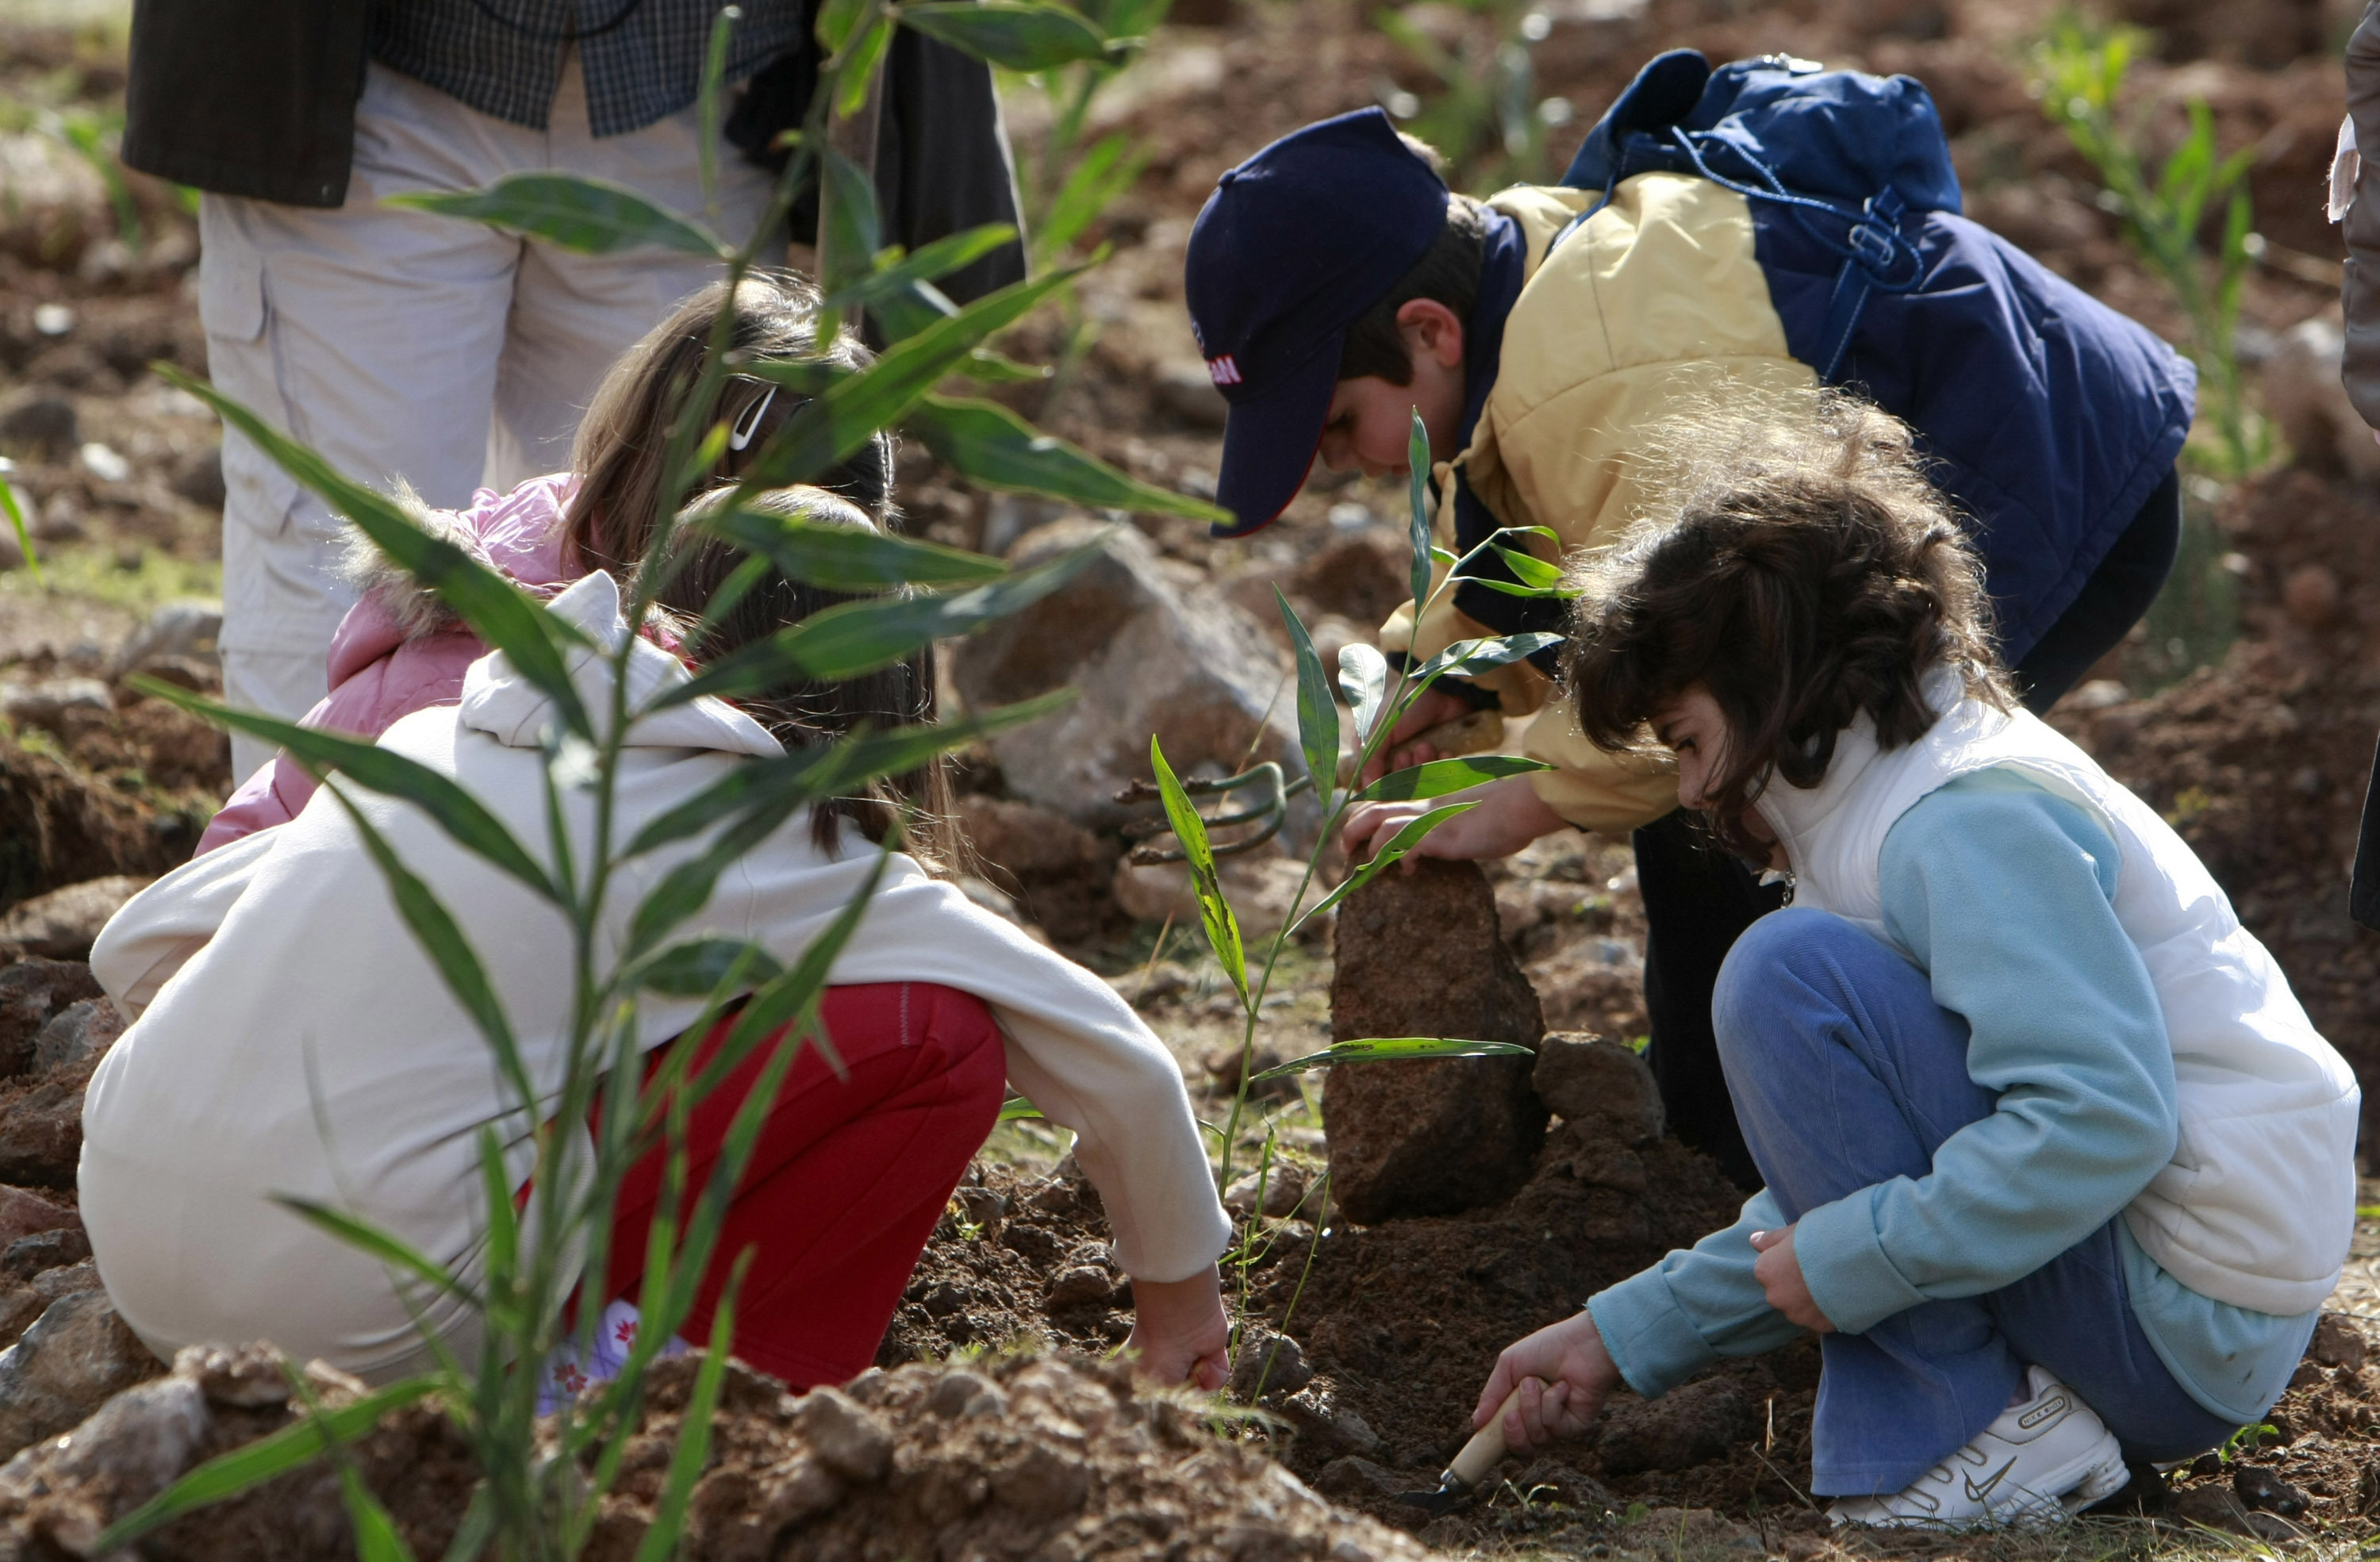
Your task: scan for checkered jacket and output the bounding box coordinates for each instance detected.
[367,0,808,138]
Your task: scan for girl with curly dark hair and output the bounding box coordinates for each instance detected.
[1468,393,2356,1528]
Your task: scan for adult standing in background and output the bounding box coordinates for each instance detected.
[117,0,1026,778]
[2336,2,2380,929]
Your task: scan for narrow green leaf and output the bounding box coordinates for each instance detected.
[738,261,1086,489]
[0,461,40,585]
[816,0,869,51]
[386,174,724,258]
[1292,800,1476,931]
[958,347,1053,384]
[129,677,558,904]
[336,1464,420,1562]
[1248,1035,1533,1082]
[437,1485,496,1562]
[696,496,1009,589]
[820,224,1015,328]
[997,1096,1043,1123]
[818,147,884,296]
[473,1126,519,1298]
[897,0,1112,69]
[695,5,736,217]
[630,937,785,997]
[1411,631,1564,686]
[665,538,1107,698]
[1488,545,1564,589]
[1407,408,1433,615]
[1035,131,1143,263]
[835,15,896,118]
[273,1195,484,1310]
[155,365,593,739]
[633,1254,747,1562]
[90,1376,443,1552]
[1353,754,1552,804]
[1150,737,1248,1009]
[1338,643,1388,745]
[1460,577,1578,600]
[1275,587,1339,798]
[906,395,1229,522]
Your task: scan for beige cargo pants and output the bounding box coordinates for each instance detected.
[200,56,777,778]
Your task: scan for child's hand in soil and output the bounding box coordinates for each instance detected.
[1125,1264,1231,1391]
[1748,1225,1835,1333]
[1359,688,1473,785]
[1475,1309,1622,1453]
[1341,774,1562,865]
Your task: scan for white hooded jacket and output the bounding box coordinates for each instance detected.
[80,573,1230,1378]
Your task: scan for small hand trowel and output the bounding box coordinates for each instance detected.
[1396,1387,1525,1517]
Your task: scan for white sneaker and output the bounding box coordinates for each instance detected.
[1826,1365,2129,1529]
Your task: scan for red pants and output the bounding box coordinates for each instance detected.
[606,982,1008,1387]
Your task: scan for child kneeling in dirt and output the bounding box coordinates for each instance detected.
[75,279,1234,1395]
[1472,392,2358,1526]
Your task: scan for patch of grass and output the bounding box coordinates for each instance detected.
[0,544,221,618]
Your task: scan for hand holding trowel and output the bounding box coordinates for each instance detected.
[1402,1314,1623,1516]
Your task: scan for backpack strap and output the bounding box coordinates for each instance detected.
[1553,57,1933,382]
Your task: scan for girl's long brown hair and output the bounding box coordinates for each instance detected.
[568,274,954,868]
[1564,389,2012,862]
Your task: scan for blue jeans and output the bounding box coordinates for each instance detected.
[1712,908,2239,1496]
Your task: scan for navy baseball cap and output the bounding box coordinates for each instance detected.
[1184,108,1449,539]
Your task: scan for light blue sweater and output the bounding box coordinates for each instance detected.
[1587,769,2315,1424]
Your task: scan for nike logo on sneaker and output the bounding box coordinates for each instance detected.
[1965,1458,2018,1503]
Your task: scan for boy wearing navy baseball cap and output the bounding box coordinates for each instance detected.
[1183,66,2197,1186]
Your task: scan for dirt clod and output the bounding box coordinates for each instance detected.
[1325,860,1546,1224]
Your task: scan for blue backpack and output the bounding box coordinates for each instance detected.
[1532,51,2196,663]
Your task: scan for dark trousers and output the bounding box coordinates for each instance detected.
[1637,467,2182,1186]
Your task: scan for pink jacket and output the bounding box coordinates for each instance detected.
[198,474,583,855]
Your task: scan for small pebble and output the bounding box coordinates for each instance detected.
[31,305,73,337]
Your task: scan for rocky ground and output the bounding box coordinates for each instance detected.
[7,0,2380,1555]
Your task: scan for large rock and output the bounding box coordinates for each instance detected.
[0,995,127,1188]
[948,519,1302,833]
[956,795,1120,944]
[2263,309,2380,482]
[0,877,148,962]
[0,959,100,1076]
[0,1289,164,1462]
[1324,860,1546,1223]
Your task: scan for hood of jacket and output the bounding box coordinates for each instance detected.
[459,569,782,758]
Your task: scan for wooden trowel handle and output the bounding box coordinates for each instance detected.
[1449,1387,1525,1489]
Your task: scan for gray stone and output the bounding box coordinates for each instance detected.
[1230,1326,1313,1400]
[1225,1160,1311,1218]
[0,1289,165,1461]
[0,1375,208,1554]
[1286,1385,1384,1458]
[1532,1033,1664,1146]
[32,997,125,1076]
[0,960,98,1077]
[948,518,1302,832]
[0,1188,75,1252]
[2263,310,2380,483]
[0,880,147,962]
[0,397,76,462]
[1,1227,89,1280]
[0,677,111,731]
[1154,361,1230,430]
[1324,860,1546,1224]
[794,1385,892,1483]
[109,599,223,677]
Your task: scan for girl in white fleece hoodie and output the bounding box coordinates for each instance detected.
[79,277,1234,1392]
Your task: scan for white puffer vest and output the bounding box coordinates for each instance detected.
[1752,685,2359,1317]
